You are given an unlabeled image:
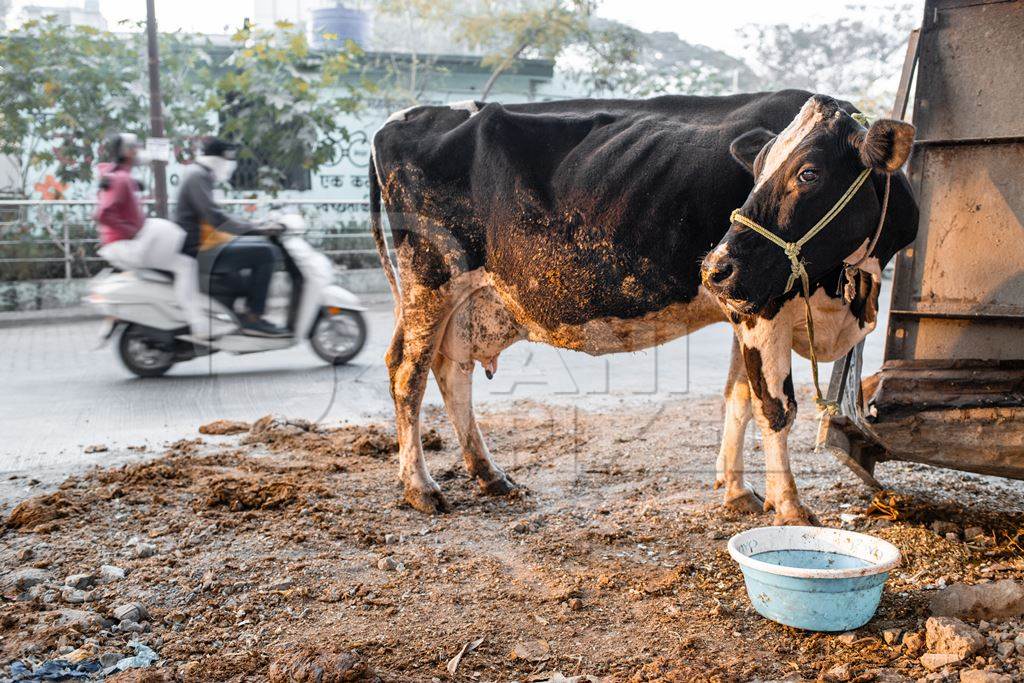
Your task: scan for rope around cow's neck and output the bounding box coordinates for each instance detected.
[729,167,891,415]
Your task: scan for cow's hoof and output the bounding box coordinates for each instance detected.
[724,487,764,514]
[478,472,516,496]
[404,484,450,514]
[771,501,821,527]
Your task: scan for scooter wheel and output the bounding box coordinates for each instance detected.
[310,309,367,365]
[117,323,175,378]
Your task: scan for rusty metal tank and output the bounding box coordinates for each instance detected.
[822,0,1024,486]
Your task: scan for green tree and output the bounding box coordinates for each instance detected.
[0,18,147,195]
[740,3,917,114]
[457,0,637,101]
[367,0,453,107]
[567,19,757,97]
[211,21,365,193]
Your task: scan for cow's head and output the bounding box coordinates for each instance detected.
[702,95,916,315]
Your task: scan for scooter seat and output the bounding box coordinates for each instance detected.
[137,268,174,283]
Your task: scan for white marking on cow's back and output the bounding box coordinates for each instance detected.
[448,99,480,116]
[386,105,419,123]
[754,97,825,190]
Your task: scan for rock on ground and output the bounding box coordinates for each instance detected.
[925,616,985,659]
[929,580,1024,621]
[268,646,372,682]
[959,671,1012,683]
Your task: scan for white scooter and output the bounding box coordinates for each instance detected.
[86,214,368,377]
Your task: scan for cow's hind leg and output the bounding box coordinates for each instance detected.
[715,335,763,514]
[432,355,516,495]
[387,305,450,514]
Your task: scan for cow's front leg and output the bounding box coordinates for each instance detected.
[715,335,762,513]
[734,314,819,526]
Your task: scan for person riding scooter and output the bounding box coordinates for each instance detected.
[174,137,288,338]
[94,132,210,339]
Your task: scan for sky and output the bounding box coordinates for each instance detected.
[11,0,924,59]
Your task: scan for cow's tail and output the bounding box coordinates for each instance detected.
[369,156,401,312]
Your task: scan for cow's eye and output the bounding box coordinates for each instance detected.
[798,168,819,183]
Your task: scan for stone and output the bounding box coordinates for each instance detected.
[2,567,52,592]
[64,643,98,663]
[377,556,398,571]
[903,630,925,654]
[60,586,89,604]
[116,619,146,634]
[99,565,126,583]
[53,609,111,631]
[99,653,121,667]
[164,610,187,624]
[64,573,96,590]
[825,663,852,681]
[1014,634,1024,655]
[134,543,157,559]
[384,533,400,545]
[113,602,150,623]
[930,580,1024,621]
[882,628,904,645]
[995,641,1014,658]
[926,617,985,659]
[868,669,913,683]
[959,671,1012,683]
[920,653,962,671]
[511,519,532,534]
[509,639,551,662]
[269,578,294,591]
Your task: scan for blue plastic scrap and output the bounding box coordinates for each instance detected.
[101,642,159,677]
[8,658,102,681]
[8,642,157,681]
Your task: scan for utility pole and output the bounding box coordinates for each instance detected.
[145,0,168,218]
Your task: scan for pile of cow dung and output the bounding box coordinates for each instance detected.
[2,397,1024,681]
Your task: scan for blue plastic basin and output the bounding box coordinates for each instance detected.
[728,526,901,632]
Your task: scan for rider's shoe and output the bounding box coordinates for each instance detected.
[240,317,290,338]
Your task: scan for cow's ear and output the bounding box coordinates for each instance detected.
[856,119,915,173]
[729,128,776,175]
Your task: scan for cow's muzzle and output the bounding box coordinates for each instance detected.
[701,247,738,293]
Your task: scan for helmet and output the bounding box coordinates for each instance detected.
[102,133,139,165]
[200,136,238,160]
[199,137,239,183]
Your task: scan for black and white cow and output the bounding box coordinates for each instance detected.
[369,90,918,525]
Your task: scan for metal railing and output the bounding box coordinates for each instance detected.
[0,199,376,281]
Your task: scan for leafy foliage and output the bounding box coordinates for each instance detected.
[456,0,637,100]
[0,18,148,194]
[0,19,362,197]
[740,3,917,114]
[210,22,365,193]
[566,19,757,97]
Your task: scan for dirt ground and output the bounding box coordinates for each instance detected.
[3,392,1024,682]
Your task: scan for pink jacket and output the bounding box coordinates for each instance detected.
[94,162,145,245]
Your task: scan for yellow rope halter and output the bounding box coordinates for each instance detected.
[728,167,875,415]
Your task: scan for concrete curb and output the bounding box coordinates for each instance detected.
[0,306,101,328]
[0,268,394,328]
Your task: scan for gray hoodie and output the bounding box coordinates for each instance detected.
[174,163,253,257]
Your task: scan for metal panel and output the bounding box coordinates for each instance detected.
[827,0,1024,486]
[886,0,1024,362]
[912,0,1024,140]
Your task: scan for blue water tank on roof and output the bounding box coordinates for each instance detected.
[311,4,371,50]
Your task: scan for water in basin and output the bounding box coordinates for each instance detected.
[752,549,873,571]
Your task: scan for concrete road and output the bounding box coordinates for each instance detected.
[1,281,890,487]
